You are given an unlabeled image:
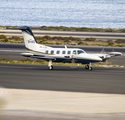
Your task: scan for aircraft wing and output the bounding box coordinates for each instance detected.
[108,52,122,57]
[20,53,56,60]
[92,52,122,60]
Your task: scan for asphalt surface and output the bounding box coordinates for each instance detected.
[2,31,125,37]
[0,43,125,94]
[1,29,125,39]
[1,43,125,53]
[0,63,125,94]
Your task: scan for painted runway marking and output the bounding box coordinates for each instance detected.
[0,90,8,94]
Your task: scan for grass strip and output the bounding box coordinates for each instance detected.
[0,58,124,68]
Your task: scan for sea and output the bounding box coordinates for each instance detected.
[0,0,125,28]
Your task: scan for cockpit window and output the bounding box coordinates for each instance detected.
[73,50,76,54]
[77,50,84,54]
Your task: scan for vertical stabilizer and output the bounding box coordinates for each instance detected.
[18,26,38,50]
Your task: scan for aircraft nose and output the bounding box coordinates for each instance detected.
[91,55,102,62]
[80,54,102,62]
[96,56,102,62]
[94,56,102,62]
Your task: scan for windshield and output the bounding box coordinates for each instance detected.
[77,50,85,54]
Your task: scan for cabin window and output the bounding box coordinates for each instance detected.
[45,50,49,54]
[73,50,76,54]
[51,50,54,54]
[77,50,84,54]
[57,50,60,54]
[67,51,71,54]
[62,51,66,54]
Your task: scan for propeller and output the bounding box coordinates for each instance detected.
[101,48,106,54]
[100,48,111,68]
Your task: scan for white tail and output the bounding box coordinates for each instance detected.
[19,26,39,50]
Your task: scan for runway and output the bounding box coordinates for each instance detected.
[1,63,125,119]
[1,29,125,40]
[0,63,125,94]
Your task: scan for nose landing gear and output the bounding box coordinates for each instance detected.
[49,65,53,70]
[85,63,92,71]
[48,60,53,70]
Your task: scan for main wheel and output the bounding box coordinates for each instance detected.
[85,64,89,69]
[49,65,53,70]
[89,67,92,71]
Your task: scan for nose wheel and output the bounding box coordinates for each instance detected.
[85,64,89,69]
[48,60,53,70]
[85,63,92,71]
[49,65,53,70]
[88,66,92,71]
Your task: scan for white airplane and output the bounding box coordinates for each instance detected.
[19,26,122,70]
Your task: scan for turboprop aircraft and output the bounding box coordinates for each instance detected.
[19,26,122,70]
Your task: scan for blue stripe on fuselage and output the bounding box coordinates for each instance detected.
[53,58,100,64]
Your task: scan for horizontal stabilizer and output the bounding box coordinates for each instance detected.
[20,53,34,56]
[30,56,56,60]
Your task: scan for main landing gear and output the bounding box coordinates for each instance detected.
[48,60,53,70]
[85,63,92,71]
[48,60,92,71]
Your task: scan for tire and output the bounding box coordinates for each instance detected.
[85,64,89,69]
[89,67,92,71]
[49,65,53,70]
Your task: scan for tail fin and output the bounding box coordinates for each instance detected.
[18,26,38,50]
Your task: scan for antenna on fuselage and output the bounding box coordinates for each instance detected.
[65,45,67,49]
[101,48,106,54]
